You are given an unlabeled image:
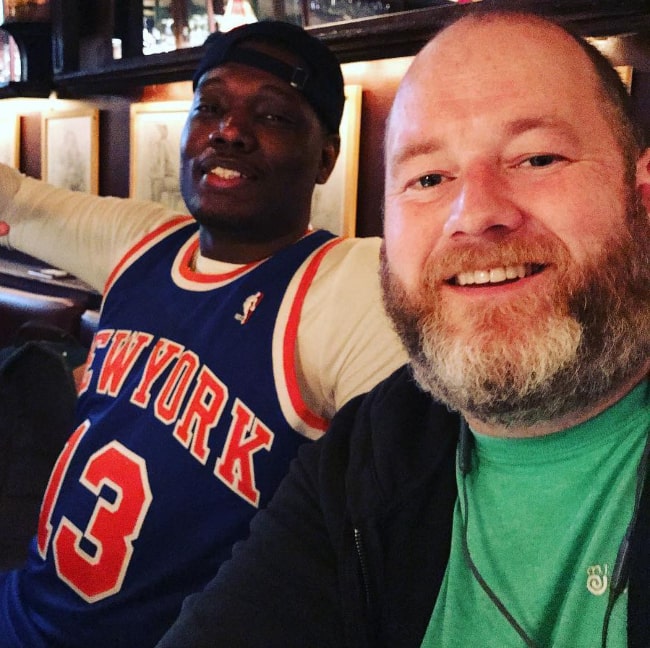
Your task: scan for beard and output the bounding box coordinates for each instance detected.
[380,194,650,430]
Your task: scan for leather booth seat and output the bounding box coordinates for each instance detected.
[0,286,87,348]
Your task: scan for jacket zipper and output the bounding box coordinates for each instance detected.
[354,527,372,610]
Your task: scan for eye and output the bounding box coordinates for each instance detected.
[194,102,220,115]
[520,154,564,168]
[417,173,445,188]
[257,104,299,127]
[262,112,292,124]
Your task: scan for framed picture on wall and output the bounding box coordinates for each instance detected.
[130,100,191,212]
[41,108,99,194]
[0,112,20,168]
[310,85,363,237]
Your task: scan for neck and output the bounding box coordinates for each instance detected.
[198,226,309,264]
[465,362,650,439]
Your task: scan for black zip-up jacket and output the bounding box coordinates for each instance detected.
[157,366,650,648]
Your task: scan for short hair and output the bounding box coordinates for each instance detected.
[572,35,645,153]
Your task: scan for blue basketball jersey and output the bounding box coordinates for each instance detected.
[0,219,341,647]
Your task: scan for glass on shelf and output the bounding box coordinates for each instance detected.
[0,28,21,82]
[1,0,50,23]
[143,0,222,56]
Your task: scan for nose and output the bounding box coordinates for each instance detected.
[443,164,524,239]
[208,114,254,151]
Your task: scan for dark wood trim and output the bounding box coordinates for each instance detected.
[53,47,201,97]
[37,0,650,97]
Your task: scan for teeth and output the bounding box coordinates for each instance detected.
[210,166,242,179]
[489,268,506,283]
[456,264,530,286]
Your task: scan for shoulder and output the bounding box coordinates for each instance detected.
[105,216,195,291]
[297,366,459,521]
[307,236,384,303]
[324,366,459,478]
[318,235,382,272]
[334,365,454,437]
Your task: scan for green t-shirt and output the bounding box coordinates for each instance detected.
[421,380,650,648]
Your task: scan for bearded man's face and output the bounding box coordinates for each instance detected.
[381,20,650,430]
[380,197,650,427]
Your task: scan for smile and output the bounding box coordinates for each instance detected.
[452,263,544,286]
[209,166,246,179]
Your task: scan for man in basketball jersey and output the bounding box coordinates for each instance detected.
[0,21,407,647]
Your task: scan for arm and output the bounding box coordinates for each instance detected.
[156,438,347,648]
[0,164,179,292]
[299,236,408,419]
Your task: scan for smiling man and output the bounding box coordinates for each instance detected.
[0,21,407,648]
[181,26,343,262]
[381,12,649,436]
[156,10,650,648]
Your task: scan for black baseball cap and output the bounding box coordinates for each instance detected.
[192,21,345,134]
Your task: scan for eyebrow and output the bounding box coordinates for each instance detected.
[388,116,581,167]
[504,116,580,144]
[388,139,443,169]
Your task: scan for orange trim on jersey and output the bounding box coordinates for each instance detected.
[283,237,344,433]
[177,239,263,283]
[104,216,193,294]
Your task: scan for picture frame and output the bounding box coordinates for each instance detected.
[130,100,191,212]
[0,111,20,168]
[41,108,99,194]
[310,85,362,237]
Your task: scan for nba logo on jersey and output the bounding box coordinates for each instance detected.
[235,292,264,324]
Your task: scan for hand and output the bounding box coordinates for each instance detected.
[0,221,9,237]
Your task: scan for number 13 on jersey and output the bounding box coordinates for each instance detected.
[37,420,153,602]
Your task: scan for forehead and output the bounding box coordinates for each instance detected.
[196,59,304,104]
[387,17,607,148]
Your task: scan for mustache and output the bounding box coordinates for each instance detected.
[416,234,572,288]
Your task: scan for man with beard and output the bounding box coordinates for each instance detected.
[0,21,407,648]
[156,9,650,648]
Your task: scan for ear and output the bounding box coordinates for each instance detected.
[635,148,650,212]
[315,134,341,185]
